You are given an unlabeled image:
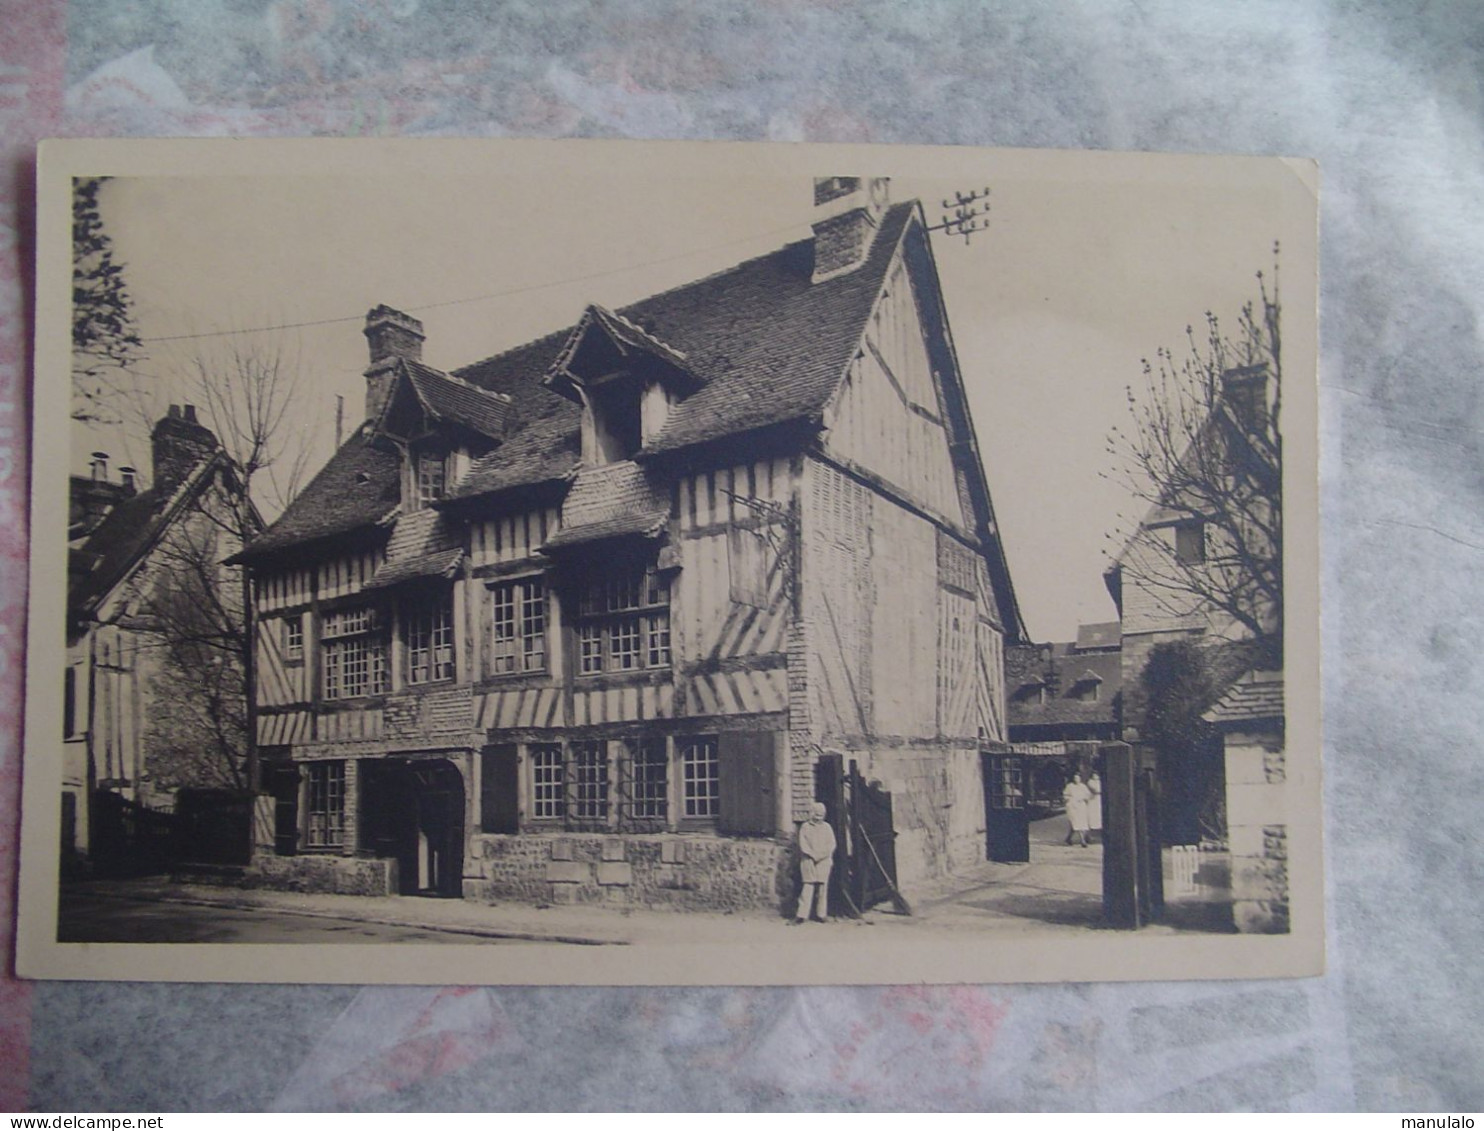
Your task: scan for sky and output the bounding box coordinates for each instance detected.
[70,144,1307,642]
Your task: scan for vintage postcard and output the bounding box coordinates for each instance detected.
[17,138,1320,984]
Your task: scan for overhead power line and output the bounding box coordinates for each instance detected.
[138,217,812,345]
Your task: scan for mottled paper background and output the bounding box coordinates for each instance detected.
[1,0,1479,1112]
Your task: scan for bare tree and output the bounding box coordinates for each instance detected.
[122,331,313,523]
[133,500,252,792]
[119,332,311,796]
[1107,249,1283,668]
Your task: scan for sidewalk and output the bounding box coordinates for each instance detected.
[62,838,1233,945]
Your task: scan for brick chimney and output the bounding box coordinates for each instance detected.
[1221,363,1271,434]
[363,305,425,423]
[812,176,889,283]
[152,403,218,492]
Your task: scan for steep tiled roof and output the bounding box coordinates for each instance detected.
[403,360,512,440]
[632,204,914,454]
[453,202,915,489]
[364,509,463,590]
[543,461,670,550]
[446,329,584,501]
[68,455,227,618]
[237,423,400,559]
[1006,641,1122,731]
[251,202,916,551]
[69,486,173,615]
[1203,669,1284,726]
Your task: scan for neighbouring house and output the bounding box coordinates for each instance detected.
[65,405,254,871]
[1102,361,1286,928]
[233,177,1027,913]
[1004,621,1123,807]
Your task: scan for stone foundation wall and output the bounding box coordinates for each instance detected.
[248,853,396,897]
[466,833,792,913]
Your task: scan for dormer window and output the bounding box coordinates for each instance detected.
[416,451,446,508]
[589,377,643,464]
[544,304,704,467]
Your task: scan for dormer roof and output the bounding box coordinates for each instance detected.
[543,303,701,404]
[374,358,513,443]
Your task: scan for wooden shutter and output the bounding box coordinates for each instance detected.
[717,731,776,836]
[480,744,520,834]
[269,764,301,856]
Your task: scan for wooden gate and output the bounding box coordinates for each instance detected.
[90,790,177,876]
[173,789,254,866]
[814,755,903,916]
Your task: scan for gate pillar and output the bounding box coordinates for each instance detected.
[1101,742,1164,929]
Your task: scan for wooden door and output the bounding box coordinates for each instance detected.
[983,751,1029,863]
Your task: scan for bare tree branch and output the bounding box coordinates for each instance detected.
[1107,247,1284,668]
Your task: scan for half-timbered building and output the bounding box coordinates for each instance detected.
[66,406,252,871]
[236,177,1026,911]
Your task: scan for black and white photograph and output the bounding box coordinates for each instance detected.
[19,138,1320,984]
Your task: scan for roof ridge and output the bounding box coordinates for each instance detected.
[449,325,575,385]
[447,233,805,384]
[449,204,914,390]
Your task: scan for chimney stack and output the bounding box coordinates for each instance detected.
[152,403,218,492]
[812,176,889,283]
[119,466,137,495]
[1221,363,1271,434]
[363,305,425,424]
[90,451,109,481]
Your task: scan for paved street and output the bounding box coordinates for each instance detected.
[54,813,1233,946]
[58,888,534,945]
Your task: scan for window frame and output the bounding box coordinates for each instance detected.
[1174,521,1207,565]
[63,666,78,738]
[488,576,547,676]
[283,614,304,663]
[569,739,611,828]
[523,734,728,832]
[528,743,566,822]
[623,736,669,827]
[405,589,456,686]
[573,563,672,676]
[304,761,347,851]
[415,449,447,509]
[321,606,387,701]
[679,735,721,822]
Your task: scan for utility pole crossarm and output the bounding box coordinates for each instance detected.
[924,186,992,245]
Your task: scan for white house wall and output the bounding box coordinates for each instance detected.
[821,261,966,528]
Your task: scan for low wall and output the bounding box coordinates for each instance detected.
[246,853,397,897]
[465,833,792,913]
